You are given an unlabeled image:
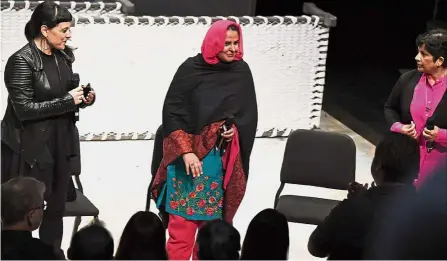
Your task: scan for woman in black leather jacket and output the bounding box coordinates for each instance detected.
[1,1,96,254]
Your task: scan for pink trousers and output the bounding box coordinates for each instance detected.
[166,214,204,260]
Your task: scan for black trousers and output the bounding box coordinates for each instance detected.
[1,139,71,250]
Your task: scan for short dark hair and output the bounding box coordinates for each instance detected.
[416,29,447,67]
[197,219,241,260]
[25,1,73,40]
[1,177,45,226]
[241,208,289,260]
[68,220,114,260]
[371,132,420,183]
[115,211,168,260]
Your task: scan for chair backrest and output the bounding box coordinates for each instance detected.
[280,129,356,190]
[151,125,164,176]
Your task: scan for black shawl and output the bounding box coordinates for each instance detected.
[162,54,258,177]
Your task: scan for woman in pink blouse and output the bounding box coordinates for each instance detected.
[385,29,447,189]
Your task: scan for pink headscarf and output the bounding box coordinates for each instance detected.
[200,20,244,65]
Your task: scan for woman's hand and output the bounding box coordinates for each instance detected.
[221,128,234,141]
[69,86,84,105]
[84,88,96,105]
[401,123,417,139]
[423,126,439,142]
[182,153,203,178]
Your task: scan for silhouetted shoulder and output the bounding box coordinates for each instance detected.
[30,238,58,259]
[2,238,57,260]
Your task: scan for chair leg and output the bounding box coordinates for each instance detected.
[72,216,82,238]
[159,207,169,230]
[274,183,285,208]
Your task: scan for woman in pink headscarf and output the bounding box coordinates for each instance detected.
[150,20,258,260]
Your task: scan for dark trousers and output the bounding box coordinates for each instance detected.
[1,141,70,251]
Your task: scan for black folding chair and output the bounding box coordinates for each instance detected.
[274,129,356,225]
[64,175,99,239]
[63,133,99,239]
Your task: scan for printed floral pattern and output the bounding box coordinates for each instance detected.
[151,124,222,200]
[167,175,224,219]
[158,147,225,220]
[152,123,247,224]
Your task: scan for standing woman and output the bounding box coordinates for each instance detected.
[384,29,447,189]
[1,1,96,254]
[151,20,258,260]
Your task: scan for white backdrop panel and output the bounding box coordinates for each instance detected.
[1,2,330,139]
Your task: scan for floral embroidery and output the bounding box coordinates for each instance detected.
[196,184,204,192]
[211,182,219,190]
[151,124,221,200]
[168,172,224,218]
[187,207,195,216]
[153,123,247,224]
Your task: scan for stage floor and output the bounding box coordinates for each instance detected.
[36,111,375,259]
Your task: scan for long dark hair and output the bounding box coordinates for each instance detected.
[24,1,72,40]
[67,221,114,260]
[241,208,289,260]
[114,211,168,260]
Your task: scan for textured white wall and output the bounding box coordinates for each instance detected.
[1,4,330,139]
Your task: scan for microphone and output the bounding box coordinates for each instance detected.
[223,116,235,132]
[426,115,435,153]
[72,73,80,87]
[217,116,236,150]
[71,73,81,121]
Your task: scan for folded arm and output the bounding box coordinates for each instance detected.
[308,200,350,258]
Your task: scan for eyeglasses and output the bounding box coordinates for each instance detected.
[31,203,47,211]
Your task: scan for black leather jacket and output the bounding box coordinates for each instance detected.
[1,41,92,168]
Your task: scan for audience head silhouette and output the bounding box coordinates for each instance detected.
[241,208,289,260]
[366,169,447,259]
[67,220,114,260]
[371,132,420,185]
[115,211,168,260]
[1,177,46,231]
[196,219,241,260]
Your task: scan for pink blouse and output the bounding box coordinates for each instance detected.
[391,73,447,188]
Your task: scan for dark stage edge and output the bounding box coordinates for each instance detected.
[322,66,402,145]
